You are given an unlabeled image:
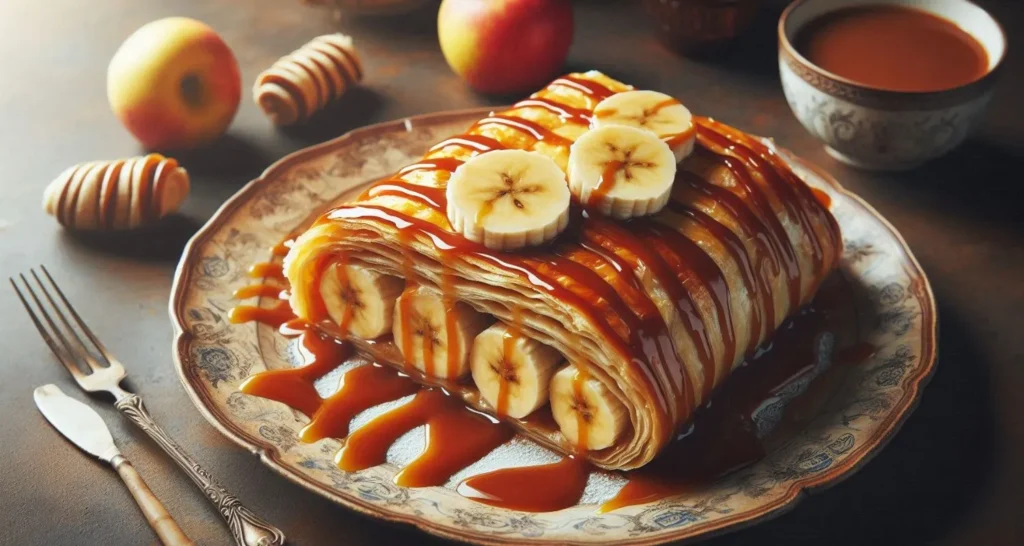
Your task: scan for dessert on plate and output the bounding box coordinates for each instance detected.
[277,70,842,471]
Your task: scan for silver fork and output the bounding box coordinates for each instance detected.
[11,266,286,546]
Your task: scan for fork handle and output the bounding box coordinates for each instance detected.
[116,394,286,546]
[111,454,195,546]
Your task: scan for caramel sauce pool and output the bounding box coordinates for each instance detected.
[232,245,864,513]
[795,6,987,92]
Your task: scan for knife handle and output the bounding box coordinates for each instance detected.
[115,394,286,546]
[111,454,194,546]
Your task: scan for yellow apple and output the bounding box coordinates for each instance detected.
[108,17,241,150]
[438,0,574,95]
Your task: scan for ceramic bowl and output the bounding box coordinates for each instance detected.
[778,0,1006,171]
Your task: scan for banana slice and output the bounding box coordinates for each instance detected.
[393,284,492,379]
[591,90,696,163]
[320,263,404,339]
[470,322,564,419]
[550,364,628,451]
[567,125,677,219]
[446,149,570,250]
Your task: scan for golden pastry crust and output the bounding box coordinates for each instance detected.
[284,71,842,470]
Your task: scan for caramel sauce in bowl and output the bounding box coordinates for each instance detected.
[778,0,1006,171]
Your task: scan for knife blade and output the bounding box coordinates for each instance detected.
[34,383,120,462]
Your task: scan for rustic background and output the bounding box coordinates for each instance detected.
[0,0,1021,544]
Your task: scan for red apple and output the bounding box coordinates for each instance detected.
[438,0,574,95]
[107,17,241,150]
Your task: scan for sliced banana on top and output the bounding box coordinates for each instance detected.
[470,322,564,419]
[591,90,696,163]
[550,364,628,451]
[567,125,677,219]
[393,284,492,380]
[320,263,404,339]
[446,149,571,250]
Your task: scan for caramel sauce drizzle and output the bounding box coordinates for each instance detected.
[675,171,781,329]
[239,329,351,417]
[593,97,695,150]
[233,283,286,300]
[361,157,465,211]
[588,159,626,208]
[398,229,418,373]
[664,126,697,148]
[325,205,656,415]
[572,365,590,452]
[540,248,673,428]
[580,219,702,420]
[664,199,764,356]
[549,75,616,106]
[428,134,506,155]
[495,307,523,417]
[569,243,679,429]
[398,157,465,176]
[514,97,592,125]
[440,264,461,379]
[697,118,834,281]
[473,114,574,148]
[300,363,420,442]
[271,240,292,257]
[367,180,448,211]
[334,258,355,336]
[249,262,285,279]
[229,261,293,327]
[336,388,514,487]
[457,456,590,512]
[593,97,679,121]
[696,147,803,311]
[228,302,294,328]
[642,221,733,399]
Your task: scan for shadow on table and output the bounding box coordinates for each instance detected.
[278,86,387,147]
[60,214,201,263]
[708,302,996,545]
[334,1,439,39]
[168,134,271,182]
[886,139,1024,228]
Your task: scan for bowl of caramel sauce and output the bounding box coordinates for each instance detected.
[779,0,1005,170]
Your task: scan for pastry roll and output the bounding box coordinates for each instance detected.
[283,71,841,470]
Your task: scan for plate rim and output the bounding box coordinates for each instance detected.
[168,107,938,545]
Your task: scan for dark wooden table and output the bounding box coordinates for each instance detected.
[1,0,1021,544]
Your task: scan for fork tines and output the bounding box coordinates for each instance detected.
[10,266,121,386]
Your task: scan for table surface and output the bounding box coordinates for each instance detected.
[1,0,1022,544]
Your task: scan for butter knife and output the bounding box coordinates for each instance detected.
[34,384,194,546]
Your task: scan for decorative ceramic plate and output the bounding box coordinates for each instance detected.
[170,108,936,545]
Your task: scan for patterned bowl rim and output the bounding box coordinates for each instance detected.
[169,107,938,545]
[777,0,1006,110]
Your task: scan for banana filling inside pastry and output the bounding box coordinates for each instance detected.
[281,70,842,471]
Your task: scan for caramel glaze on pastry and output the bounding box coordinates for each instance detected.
[273,71,843,472]
[42,154,189,230]
[253,33,363,126]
